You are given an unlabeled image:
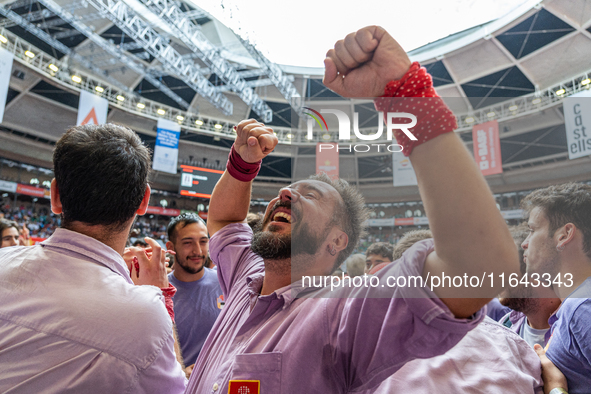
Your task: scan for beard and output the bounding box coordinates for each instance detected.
[250,201,332,264]
[499,294,540,315]
[175,254,205,275]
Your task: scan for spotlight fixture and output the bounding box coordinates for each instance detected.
[48,64,58,72]
[532,98,541,104]
[0,35,7,44]
[157,108,166,115]
[195,119,204,126]
[508,105,518,111]
[214,124,223,129]
[24,50,35,58]
[71,75,82,83]
[116,95,125,101]
[176,115,184,121]
[581,78,591,86]
[465,117,475,124]
[487,112,495,118]
[555,89,565,96]
[95,86,104,93]
[137,102,146,109]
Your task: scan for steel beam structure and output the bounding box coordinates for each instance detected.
[35,0,190,109]
[83,0,233,116]
[138,0,272,122]
[0,4,133,93]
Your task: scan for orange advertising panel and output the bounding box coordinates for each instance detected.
[472,120,503,176]
[316,143,339,179]
[16,184,49,198]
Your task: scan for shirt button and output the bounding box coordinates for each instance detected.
[213,383,219,391]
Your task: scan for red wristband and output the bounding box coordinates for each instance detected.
[161,284,177,323]
[226,144,262,182]
[374,61,457,156]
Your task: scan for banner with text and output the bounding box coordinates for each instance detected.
[153,118,180,174]
[564,91,591,160]
[472,120,502,176]
[77,90,108,126]
[0,48,14,124]
[316,143,339,179]
[392,152,417,186]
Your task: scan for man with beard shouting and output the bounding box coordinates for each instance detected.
[185,25,518,394]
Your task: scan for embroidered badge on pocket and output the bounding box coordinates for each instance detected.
[228,380,260,394]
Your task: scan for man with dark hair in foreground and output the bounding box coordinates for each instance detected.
[0,218,20,248]
[364,241,393,273]
[186,26,518,393]
[0,124,186,393]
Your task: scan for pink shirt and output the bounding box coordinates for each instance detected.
[0,228,186,393]
[187,223,484,393]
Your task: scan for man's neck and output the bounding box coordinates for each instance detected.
[558,255,591,300]
[526,308,553,330]
[261,258,291,296]
[173,266,205,282]
[63,221,131,255]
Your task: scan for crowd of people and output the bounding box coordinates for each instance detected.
[0,25,589,394]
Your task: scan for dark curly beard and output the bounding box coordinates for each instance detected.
[250,228,292,260]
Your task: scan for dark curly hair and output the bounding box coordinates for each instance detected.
[521,182,591,260]
[309,173,370,272]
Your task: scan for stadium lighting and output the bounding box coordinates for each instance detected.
[137,102,146,109]
[286,133,293,139]
[176,115,184,121]
[0,35,7,44]
[532,98,542,104]
[24,50,35,58]
[214,124,223,129]
[195,119,204,126]
[487,112,495,118]
[322,133,331,140]
[157,108,166,115]
[508,105,518,111]
[555,89,565,96]
[95,86,104,93]
[116,95,125,102]
[71,75,82,83]
[465,117,475,124]
[48,64,59,72]
[581,78,590,86]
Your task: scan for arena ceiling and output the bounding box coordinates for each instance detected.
[0,0,589,202]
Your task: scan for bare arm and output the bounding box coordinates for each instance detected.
[324,26,518,318]
[207,119,278,237]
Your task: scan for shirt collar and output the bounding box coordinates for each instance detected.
[245,272,320,308]
[41,228,132,284]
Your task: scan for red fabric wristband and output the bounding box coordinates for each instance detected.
[374,61,457,156]
[160,284,177,323]
[226,144,262,182]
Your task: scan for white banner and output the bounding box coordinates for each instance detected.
[0,179,17,193]
[0,48,14,124]
[77,90,108,126]
[153,118,180,174]
[564,90,591,160]
[392,152,417,186]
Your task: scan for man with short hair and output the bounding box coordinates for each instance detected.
[364,242,393,273]
[185,25,518,393]
[520,182,591,393]
[345,253,366,277]
[166,213,222,367]
[0,124,186,393]
[0,218,19,248]
[499,224,561,348]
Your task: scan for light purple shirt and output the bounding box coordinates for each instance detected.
[366,316,543,393]
[187,223,484,393]
[0,228,186,394]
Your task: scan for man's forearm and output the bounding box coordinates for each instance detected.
[207,171,253,236]
[411,132,518,298]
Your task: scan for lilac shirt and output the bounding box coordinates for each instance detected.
[0,228,186,394]
[187,223,484,393]
[367,316,543,393]
[546,277,591,394]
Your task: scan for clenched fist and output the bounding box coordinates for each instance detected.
[323,26,412,98]
[233,119,278,163]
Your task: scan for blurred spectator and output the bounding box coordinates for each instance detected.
[132,239,149,249]
[392,230,433,260]
[345,253,365,277]
[365,242,393,274]
[0,219,19,248]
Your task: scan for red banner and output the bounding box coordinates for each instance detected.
[145,206,181,216]
[316,143,339,179]
[472,120,502,176]
[394,218,415,226]
[16,184,50,198]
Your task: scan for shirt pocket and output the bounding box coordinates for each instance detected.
[229,352,282,394]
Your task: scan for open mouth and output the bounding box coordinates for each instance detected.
[272,211,292,224]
